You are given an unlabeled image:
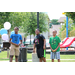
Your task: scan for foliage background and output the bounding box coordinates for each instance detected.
[0,12,49,37]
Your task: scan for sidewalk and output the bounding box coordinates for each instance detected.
[0,59,75,62]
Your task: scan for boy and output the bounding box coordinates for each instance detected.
[33,28,46,62]
[49,30,61,62]
[9,27,22,62]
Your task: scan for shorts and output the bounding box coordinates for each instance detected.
[10,44,20,56]
[50,51,60,59]
[36,48,46,58]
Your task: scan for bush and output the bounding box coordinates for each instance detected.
[61,29,66,40]
[70,30,75,37]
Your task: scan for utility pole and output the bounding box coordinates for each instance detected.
[37,12,39,28]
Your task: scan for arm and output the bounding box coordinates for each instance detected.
[16,40,22,47]
[9,38,17,46]
[18,35,22,46]
[41,35,46,50]
[49,44,54,52]
[49,38,53,52]
[18,40,22,46]
[43,39,46,49]
[33,44,36,53]
[9,34,17,46]
[54,43,60,52]
[54,37,61,52]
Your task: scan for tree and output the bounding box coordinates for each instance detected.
[39,12,49,33]
[59,19,75,40]
[0,12,11,29]
[22,12,49,36]
[61,29,66,40]
[0,12,49,37]
[49,19,60,28]
[8,12,27,31]
[65,12,75,23]
[49,23,52,28]
[22,12,37,36]
[0,12,24,30]
[50,19,60,25]
[70,29,75,37]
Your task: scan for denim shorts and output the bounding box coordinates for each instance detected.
[50,51,60,59]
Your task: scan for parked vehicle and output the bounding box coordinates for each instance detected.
[23,39,50,49]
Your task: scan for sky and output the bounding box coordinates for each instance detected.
[47,12,66,20]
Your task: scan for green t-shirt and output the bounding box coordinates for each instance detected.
[49,36,61,52]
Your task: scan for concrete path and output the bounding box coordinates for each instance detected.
[0,59,75,62]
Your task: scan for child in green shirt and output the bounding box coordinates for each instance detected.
[49,30,61,62]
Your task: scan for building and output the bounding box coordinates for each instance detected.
[20,17,66,41]
[58,17,66,25]
[49,25,61,37]
[49,17,66,37]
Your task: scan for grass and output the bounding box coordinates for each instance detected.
[0,51,75,62]
[47,60,75,62]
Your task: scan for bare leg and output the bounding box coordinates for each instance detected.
[10,55,13,62]
[52,59,54,62]
[42,57,46,62]
[15,56,19,62]
[58,59,60,62]
[39,57,46,62]
[39,58,42,62]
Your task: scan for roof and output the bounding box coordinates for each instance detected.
[49,25,61,35]
[58,17,66,23]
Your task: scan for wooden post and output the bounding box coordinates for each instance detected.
[7,30,10,58]
[7,49,9,58]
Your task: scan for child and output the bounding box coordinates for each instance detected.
[49,30,61,62]
[9,27,22,62]
[33,28,46,62]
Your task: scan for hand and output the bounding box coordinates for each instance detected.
[33,49,35,53]
[43,46,46,50]
[54,49,57,52]
[15,44,19,47]
[51,49,54,52]
[52,49,57,52]
[52,50,54,52]
[12,43,20,47]
[52,49,55,52]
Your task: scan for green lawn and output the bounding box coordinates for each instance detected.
[0,51,75,62]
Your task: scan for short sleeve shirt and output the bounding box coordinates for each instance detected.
[33,34,45,49]
[49,36,61,52]
[10,34,22,44]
